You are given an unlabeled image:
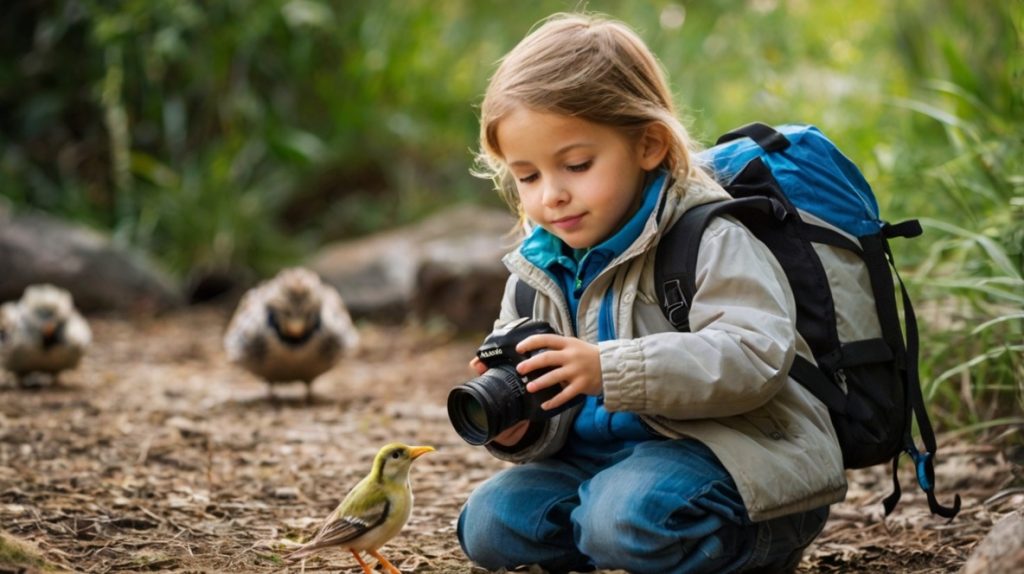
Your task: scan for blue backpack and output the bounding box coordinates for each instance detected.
[515,123,960,518]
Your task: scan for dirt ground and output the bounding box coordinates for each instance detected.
[0,307,1019,573]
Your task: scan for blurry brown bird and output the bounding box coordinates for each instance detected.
[224,267,359,401]
[0,284,92,386]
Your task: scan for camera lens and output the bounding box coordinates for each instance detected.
[447,366,524,445]
[450,392,490,437]
[462,396,489,432]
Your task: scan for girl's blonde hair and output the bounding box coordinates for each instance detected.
[475,12,714,218]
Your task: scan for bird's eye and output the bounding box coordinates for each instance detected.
[391,451,402,459]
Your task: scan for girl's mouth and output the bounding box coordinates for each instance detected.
[551,214,585,230]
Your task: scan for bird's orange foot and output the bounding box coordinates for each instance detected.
[368,549,402,574]
[351,549,373,574]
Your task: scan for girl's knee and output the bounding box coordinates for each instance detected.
[457,481,517,567]
[457,504,505,570]
[572,478,750,573]
[575,519,632,566]
[458,468,569,570]
[573,496,649,565]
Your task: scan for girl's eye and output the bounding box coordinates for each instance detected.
[517,173,539,184]
[567,160,592,173]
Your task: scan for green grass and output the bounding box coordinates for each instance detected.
[0,532,65,572]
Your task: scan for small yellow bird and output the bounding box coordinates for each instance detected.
[286,443,435,573]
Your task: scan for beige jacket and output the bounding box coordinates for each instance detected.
[488,175,847,522]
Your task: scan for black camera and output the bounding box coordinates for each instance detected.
[447,317,584,446]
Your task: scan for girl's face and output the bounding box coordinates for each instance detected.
[496,107,666,249]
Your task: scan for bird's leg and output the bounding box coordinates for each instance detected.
[304,381,313,404]
[367,549,401,574]
[350,549,373,574]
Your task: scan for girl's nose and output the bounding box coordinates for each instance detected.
[541,179,569,207]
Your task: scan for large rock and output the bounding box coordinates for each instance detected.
[0,205,182,313]
[412,240,512,334]
[310,204,519,331]
[961,510,1024,574]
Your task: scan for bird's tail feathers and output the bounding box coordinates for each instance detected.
[284,543,311,562]
[284,540,325,562]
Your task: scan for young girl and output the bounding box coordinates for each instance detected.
[456,13,846,574]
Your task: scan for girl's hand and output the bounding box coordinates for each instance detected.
[515,334,603,411]
[469,356,532,447]
[468,356,486,375]
[492,420,531,446]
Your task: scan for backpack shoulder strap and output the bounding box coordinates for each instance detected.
[513,276,536,319]
[655,195,787,332]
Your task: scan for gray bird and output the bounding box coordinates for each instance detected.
[0,284,92,387]
[224,267,359,401]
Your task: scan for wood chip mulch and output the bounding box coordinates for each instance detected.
[1,308,1019,573]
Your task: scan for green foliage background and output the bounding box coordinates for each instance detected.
[1,0,1021,430]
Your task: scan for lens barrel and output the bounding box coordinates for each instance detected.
[447,366,525,445]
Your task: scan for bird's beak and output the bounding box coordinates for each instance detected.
[283,319,306,338]
[408,446,435,459]
[41,322,57,338]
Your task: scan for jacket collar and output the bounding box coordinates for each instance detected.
[504,169,732,294]
[519,169,668,277]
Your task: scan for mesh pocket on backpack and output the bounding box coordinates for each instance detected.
[830,359,907,469]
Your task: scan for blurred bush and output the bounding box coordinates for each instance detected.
[2,0,1000,275]
[0,0,1020,426]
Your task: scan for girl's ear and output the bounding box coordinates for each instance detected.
[637,123,671,171]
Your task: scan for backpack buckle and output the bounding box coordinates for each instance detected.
[905,443,963,519]
[662,279,691,331]
[906,444,933,491]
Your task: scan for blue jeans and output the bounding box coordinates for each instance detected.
[458,439,828,574]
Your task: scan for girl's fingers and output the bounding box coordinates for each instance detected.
[469,356,487,375]
[516,333,564,354]
[525,368,568,392]
[516,350,562,375]
[540,383,582,411]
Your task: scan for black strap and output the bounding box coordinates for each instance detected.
[514,278,536,319]
[788,356,847,415]
[880,240,961,519]
[716,122,792,153]
[883,219,923,239]
[655,203,717,331]
[797,222,864,255]
[837,339,894,368]
[656,196,788,332]
[859,235,909,364]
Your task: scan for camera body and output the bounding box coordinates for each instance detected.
[447,317,583,445]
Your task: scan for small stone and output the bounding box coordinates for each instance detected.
[273,486,300,500]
